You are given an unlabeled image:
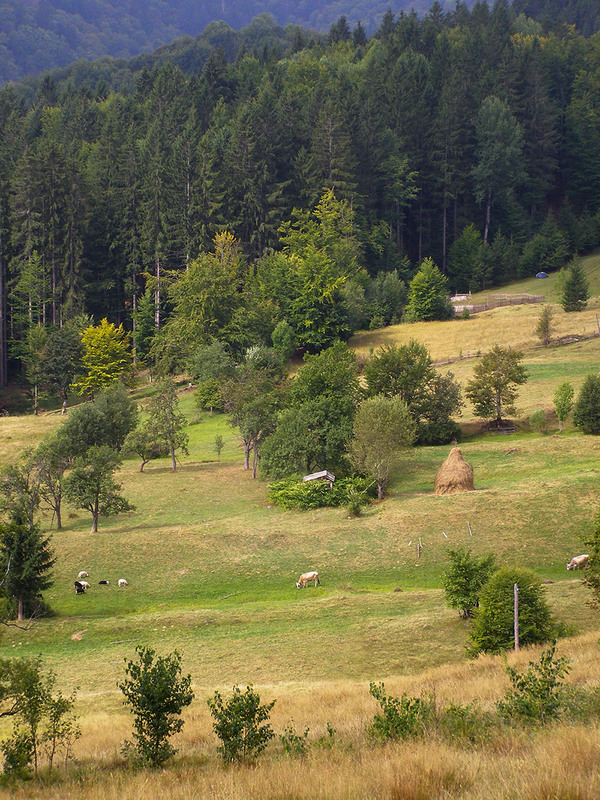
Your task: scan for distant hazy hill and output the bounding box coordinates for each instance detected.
[1,0,599,85]
[0,0,457,84]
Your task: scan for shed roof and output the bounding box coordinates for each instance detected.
[302,470,336,483]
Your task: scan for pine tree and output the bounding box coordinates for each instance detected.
[560,258,589,312]
[0,517,55,622]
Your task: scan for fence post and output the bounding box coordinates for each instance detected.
[514,583,519,651]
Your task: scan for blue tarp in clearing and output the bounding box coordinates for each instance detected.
[536,272,548,278]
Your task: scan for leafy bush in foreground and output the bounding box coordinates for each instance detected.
[368,682,435,741]
[497,642,571,725]
[208,685,275,763]
[119,647,194,767]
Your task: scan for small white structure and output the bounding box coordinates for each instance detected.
[302,470,335,489]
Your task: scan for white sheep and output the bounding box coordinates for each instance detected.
[77,571,88,579]
[118,578,128,588]
[79,580,91,590]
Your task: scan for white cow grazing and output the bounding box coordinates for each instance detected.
[78,581,91,589]
[567,554,589,570]
[118,578,128,588]
[77,571,88,579]
[296,571,320,589]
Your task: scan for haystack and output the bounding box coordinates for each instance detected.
[434,447,474,495]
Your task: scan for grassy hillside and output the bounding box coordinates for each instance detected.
[2,258,600,796]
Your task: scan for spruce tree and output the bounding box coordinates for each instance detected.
[0,516,55,622]
[560,259,589,312]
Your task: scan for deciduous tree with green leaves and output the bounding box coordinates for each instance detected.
[465,346,528,427]
[146,379,189,472]
[208,685,275,763]
[535,305,553,347]
[349,395,416,500]
[119,646,193,767]
[73,319,132,398]
[63,445,134,533]
[363,341,461,445]
[554,382,574,432]
[472,96,526,243]
[443,548,496,620]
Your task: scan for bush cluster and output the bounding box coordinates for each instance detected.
[5,643,600,782]
[267,475,377,510]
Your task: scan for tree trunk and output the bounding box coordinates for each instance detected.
[61,395,68,415]
[154,257,161,329]
[91,501,99,533]
[243,441,251,470]
[170,444,177,472]
[483,190,492,243]
[55,503,62,531]
[442,201,447,272]
[252,445,258,479]
[377,482,384,500]
[17,592,23,622]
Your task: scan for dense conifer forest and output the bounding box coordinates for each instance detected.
[1,0,600,393]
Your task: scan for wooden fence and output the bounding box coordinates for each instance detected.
[452,293,545,315]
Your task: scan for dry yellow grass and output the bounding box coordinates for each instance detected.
[351,299,600,363]
[1,634,600,799]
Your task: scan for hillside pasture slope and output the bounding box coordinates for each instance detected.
[1,257,600,796]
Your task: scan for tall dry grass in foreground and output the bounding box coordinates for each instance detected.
[3,633,600,800]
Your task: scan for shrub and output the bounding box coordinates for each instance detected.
[554,381,574,432]
[119,646,194,767]
[345,488,363,517]
[368,682,434,741]
[438,702,494,745]
[469,567,555,655]
[0,657,79,778]
[267,476,376,511]
[1,732,34,781]
[573,374,600,434]
[496,642,571,725]
[280,723,310,757]
[207,685,275,763]
[314,722,336,748]
[443,548,496,620]
[529,409,548,434]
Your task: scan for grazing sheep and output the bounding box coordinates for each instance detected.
[74,581,85,594]
[118,578,128,588]
[79,581,91,589]
[567,554,589,570]
[98,580,109,585]
[296,571,320,589]
[77,571,88,580]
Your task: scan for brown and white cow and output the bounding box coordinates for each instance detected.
[296,571,320,588]
[567,554,589,570]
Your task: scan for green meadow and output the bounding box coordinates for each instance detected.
[1,387,599,701]
[2,262,600,799]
